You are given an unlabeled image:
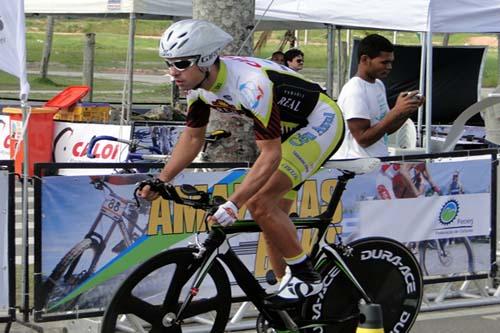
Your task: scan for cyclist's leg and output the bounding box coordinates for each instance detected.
[248,94,344,301]
[262,198,295,280]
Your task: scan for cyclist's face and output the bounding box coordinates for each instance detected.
[166,57,205,91]
[364,51,394,80]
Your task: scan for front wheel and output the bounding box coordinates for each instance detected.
[42,237,101,308]
[101,247,231,333]
[303,237,423,333]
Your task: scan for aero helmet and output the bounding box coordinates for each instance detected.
[159,19,233,67]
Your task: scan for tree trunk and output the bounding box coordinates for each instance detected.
[193,0,258,163]
[442,33,450,46]
[40,16,54,79]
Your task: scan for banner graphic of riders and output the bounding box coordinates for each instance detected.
[0,169,10,313]
[38,155,494,315]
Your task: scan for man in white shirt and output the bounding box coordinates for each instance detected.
[334,34,424,158]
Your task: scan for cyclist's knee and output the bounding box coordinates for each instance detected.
[246,196,273,221]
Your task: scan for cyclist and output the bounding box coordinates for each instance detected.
[137,19,345,304]
[447,170,465,195]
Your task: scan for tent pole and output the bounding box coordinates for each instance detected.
[326,24,335,97]
[126,13,136,124]
[424,31,433,152]
[20,99,29,322]
[336,28,342,97]
[417,32,427,146]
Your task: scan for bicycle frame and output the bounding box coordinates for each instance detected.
[85,182,146,257]
[167,171,375,328]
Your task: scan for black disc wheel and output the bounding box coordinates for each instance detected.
[303,237,423,333]
[101,247,231,333]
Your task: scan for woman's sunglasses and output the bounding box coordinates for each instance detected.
[164,57,199,71]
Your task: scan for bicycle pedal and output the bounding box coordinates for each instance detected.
[266,270,278,285]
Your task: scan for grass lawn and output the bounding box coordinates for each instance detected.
[1,18,499,103]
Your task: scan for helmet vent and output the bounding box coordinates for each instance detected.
[178,32,188,38]
[169,42,178,50]
[177,39,189,49]
[166,31,173,41]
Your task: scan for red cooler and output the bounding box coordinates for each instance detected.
[4,107,59,176]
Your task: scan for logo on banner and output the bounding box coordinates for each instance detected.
[0,17,4,31]
[439,199,459,225]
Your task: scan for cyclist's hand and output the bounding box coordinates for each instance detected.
[135,178,165,201]
[209,201,238,227]
[136,185,160,201]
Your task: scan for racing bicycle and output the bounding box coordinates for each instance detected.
[101,158,424,333]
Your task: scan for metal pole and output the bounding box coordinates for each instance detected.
[125,13,136,123]
[417,32,427,146]
[20,99,29,322]
[326,24,335,97]
[424,31,433,152]
[336,28,342,96]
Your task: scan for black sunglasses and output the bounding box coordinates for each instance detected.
[164,57,199,71]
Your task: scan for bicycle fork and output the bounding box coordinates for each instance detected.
[162,230,225,328]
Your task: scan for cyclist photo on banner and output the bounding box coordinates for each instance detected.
[41,174,151,310]
[137,19,346,305]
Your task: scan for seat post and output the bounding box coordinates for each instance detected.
[318,171,355,220]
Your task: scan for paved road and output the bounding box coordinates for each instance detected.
[2,303,500,332]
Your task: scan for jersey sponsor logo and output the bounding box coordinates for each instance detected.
[312,113,335,136]
[209,99,241,114]
[226,56,262,68]
[276,96,302,112]
[293,151,310,173]
[281,163,300,181]
[239,81,264,109]
[289,132,317,146]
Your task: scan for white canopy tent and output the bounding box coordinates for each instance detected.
[24,0,326,122]
[256,0,500,151]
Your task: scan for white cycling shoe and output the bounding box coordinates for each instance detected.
[266,266,323,308]
[277,275,323,299]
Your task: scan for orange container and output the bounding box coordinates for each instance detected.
[3,107,59,176]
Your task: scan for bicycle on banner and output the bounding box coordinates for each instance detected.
[42,177,150,309]
[101,158,423,333]
[41,129,232,310]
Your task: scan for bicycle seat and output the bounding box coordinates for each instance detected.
[324,158,380,174]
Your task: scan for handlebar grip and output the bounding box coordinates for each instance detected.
[87,135,119,158]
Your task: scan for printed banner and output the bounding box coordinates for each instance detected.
[52,121,131,175]
[0,115,9,160]
[0,169,9,313]
[0,0,30,98]
[37,155,494,316]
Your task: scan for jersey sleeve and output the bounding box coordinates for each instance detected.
[186,90,210,128]
[339,89,371,121]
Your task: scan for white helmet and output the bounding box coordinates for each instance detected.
[159,19,233,67]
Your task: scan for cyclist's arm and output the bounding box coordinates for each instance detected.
[227,137,282,208]
[157,126,206,182]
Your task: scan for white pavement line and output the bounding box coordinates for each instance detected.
[417,305,500,321]
[482,313,500,320]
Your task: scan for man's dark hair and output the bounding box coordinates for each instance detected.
[357,34,394,62]
[284,49,304,66]
[272,50,285,58]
